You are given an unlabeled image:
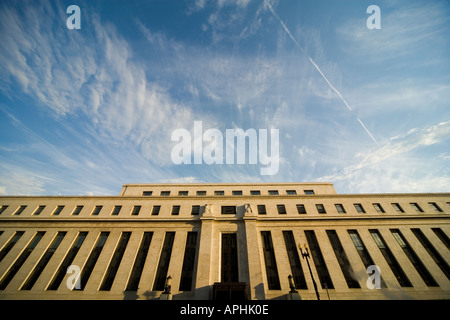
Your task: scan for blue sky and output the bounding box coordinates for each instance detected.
[0,0,449,195]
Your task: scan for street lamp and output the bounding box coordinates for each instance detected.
[163,275,172,294]
[298,243,320,300]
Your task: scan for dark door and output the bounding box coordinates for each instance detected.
[221,233,238,283]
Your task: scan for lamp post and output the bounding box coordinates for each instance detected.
[163,275,172,294]
[298,243,320,300]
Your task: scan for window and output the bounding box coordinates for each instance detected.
[21,232,67,290]
[153,232,175,291]
[410,203,423,212]
[232,190,243,196]
[100,232,131,291]
[391,203,404,213]
[250,190,261,195]
[296,204,306,214]
[142,191,153,196]
[0,232,46,290]
[373,203,385,213]
[179,232,198,291]
[13,205,27,216]
[326,230,360,288]
[316,204,326,214]
[277,204,287,214]
[268,190,279,195]
[286,190,297,195]
[221,233,239,283]
[429,202,443,212]
[0,231,25,264]
[178,191,188,196]
[0,205,8,215]
[261,231,281,290]
[126,232,153,291]
[91,206,103,216]
[283,231,307,289]
[369,230,411,287]
[77,232,109,290]
[304,230,334,289]
[221,206,236,214]
[171,205,180,215]
[304,190,315,195]
[47,232,88,290]
[191,205,200,215]
[151,205,161,216]
[111,206,122,216]
[432,228,450,250]
[196,191,206,196]
[391,229,438,286]
[257,205,266,215]
[354,204,366,213]
[53,205,64,216]
[160,191,170,196]
[335,204,346,214]
[131,206,141,216]
[215,190,224,196]
[33,205,46,216]
[72,206,83,216]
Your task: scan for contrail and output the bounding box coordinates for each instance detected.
[264,0,379,146]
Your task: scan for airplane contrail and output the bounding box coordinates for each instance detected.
[264,0,379,147]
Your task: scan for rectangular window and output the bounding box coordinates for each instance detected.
[100,232,131,291]
[13,205,27,216]
[304,230,334,289]
[432,228,450,250]
[257,205,267,215]
[428,202,443,212]
[326,230,360,288]
[91,206,103,216]
[179,232,198,291]
[0,232,45,290]
[21,232,67,290]
[250,190,261,195]
[160,191,170,196]
[304,190,315,195]
[171,205,180,215]
[369,230,411,287]
[354,203,366,213]
[111,205,122,216]
[47,232,88,290]
[191,205,200,215]
[53,205,64,216]
[196,191,206,196]
[221,233,239,283]
[153,232,175,291]
[410,203,423,212]
[296,204,306,214]
[373,203,385,213]
[0,231,25,263]
[221,206,236,215]
[268,190,279,195]
[0,205,8,215]
[283,231,307,289]
[142,191,153,196]
[286,190,297,195]
[277,204,287,214]
[77,232,109,290]
[232,190,243,196]
[215,190,224,196]
[261,231,281,290]
[151,205,161,216]
[131,205,141,216]
[72,206,83,216]
[335,204,346,214]
[411,228,450,280]
[178,191,188,196]
[391,229,438,286]
[316,204,326,214]
[126,232,153,291]
[391,203,404,213]
[33,205,46,216]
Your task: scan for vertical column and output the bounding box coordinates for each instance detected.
[195,213,215,299]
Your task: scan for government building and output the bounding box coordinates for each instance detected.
[0,182,449,300]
